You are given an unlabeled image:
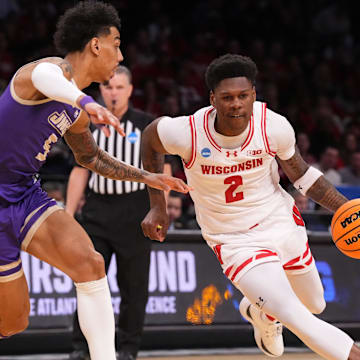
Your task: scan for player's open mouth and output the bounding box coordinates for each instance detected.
[230,114,244,118]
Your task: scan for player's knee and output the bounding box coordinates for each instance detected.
[72,250,105,282]
[307,297,326,314]
[88,251,105,276]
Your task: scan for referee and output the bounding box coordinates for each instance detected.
[66,66,166,360]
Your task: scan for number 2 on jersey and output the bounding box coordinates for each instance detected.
[224,175,243,203]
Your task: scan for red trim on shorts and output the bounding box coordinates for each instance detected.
[302,242,310,258]
[240,114,254,151]
[260,103,276,157]
[292,205,305,226]
[229,251,278,282]
[225,265,234,278]
[213,244,223,264]
[283,256,301,268]
[255,250,277,260]
[231,258,253,281]
[283,265,305,270]
[249,223,259,230]
[283,242,313,271]
[184,115,197,169]
[203,107,221,152]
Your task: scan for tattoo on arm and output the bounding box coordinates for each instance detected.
[65,130,148,181]
[65,130,99,165]
[306,176,348,212]
[277,147,309,183]
[58,60,73,78]
[94,150,148,181]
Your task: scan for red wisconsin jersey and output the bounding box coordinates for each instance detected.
[183,102,295,234]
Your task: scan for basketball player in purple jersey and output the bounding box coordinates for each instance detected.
[0,2,190,360]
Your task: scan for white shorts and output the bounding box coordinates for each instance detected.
[203,203,315,284]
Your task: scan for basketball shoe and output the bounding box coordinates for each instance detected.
[239,297,284,357]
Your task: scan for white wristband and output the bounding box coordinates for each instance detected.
[31,62,85,107]
[293,166,323,195]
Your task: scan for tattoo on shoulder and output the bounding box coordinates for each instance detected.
[58,60,73,78]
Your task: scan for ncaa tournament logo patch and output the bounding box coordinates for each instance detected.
[127,132,138,144]
[201,147,211,158]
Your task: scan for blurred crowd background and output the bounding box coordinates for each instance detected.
[1,0,359,230]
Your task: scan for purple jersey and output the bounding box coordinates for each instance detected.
[0,79,81,202]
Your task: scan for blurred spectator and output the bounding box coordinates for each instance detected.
[313,146,342,186]
[339,151,360,186]
[339,131,358,167]
[309,96,343,155]
[132,79,162,117]
[162,94,181,117]
[296,132,317,164]
[167,191,185,230]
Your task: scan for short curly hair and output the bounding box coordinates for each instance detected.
[205,54,258,91]
[54,1,121,55]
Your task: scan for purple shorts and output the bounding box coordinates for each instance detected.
[0,184,61,282]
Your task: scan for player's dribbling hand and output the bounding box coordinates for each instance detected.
[141,208,169,242]
[144,173,193,193]
[84,102,125,137]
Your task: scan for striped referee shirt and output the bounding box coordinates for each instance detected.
[88,107,154,195]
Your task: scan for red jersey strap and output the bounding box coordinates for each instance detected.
[260,102,276,157]
[183,115,197,169]
[203,107,221,152]
[240,114,254,151]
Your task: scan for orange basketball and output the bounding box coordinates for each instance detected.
[331,199,360,259]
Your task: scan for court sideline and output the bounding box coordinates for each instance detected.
[0,348,322,360]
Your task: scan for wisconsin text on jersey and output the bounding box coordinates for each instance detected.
[201,158,263,175]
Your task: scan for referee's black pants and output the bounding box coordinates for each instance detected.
[71,191,151,357]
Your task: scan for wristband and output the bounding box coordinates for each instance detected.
[79,95,96,110]
[293,166,323,195]
[79,95,106,130]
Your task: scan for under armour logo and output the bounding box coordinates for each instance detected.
[255,296,265,308]
[226,151,238,157]
[297,185,303,191]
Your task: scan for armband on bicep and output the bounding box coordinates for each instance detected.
[31,62,85,107]
[293,166,323,195]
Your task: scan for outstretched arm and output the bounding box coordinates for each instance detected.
[277,147,348,212]
[64,116,190,193]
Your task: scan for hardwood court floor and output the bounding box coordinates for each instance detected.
[143,354,322,360]
[0,350,323,360]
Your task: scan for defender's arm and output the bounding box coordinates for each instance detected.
[64,114,190,192]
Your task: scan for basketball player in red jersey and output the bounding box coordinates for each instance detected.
[141,54,360,359]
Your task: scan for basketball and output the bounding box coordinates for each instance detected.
[331,199,360,259]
